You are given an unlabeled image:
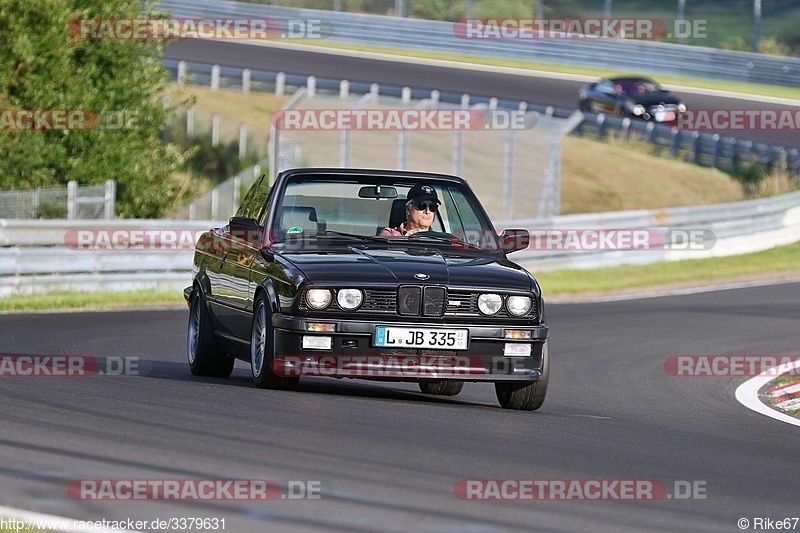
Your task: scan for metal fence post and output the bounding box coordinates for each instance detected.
[622,117,632,142]
[670,129,680,157]
[712,134,721,169]
[239,123,247,159]
[211,65,220,91]
[242,68,251,93]
[33,186,39,219]
[596,114,606,138]
[502,130,515,220]
[233,176,242,211]
[401,87,411,104]
[276,72,286,96]
[67,180,77,220]
[340,129,351,167]
[212,114,220,147]
[431,90,440,106]
[211,188,219,221]
[693,131,701,165]
[177,60,186,85]
[104,180,116,219]
[340,80,349,99]
[187,107,194,137]
[398,130,408,170]
[371,83,380,99]
[307,76,316,97]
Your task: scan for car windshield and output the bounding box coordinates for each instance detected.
[272,176,499,250]
[616,80,660,96]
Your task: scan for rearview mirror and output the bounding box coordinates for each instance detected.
[358,185,398,199]
[499,229,530,253]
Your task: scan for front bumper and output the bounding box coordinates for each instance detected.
[271,314,549,383]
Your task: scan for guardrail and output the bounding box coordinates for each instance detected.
[3,190,799,295]
[164,58,800,180]
[160,0,800,88]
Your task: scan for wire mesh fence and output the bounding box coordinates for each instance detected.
[0,181,115,220]
[270,91,582,221]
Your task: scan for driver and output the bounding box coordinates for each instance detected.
[379,184,440,237]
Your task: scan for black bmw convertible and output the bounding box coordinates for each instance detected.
[185,168,549,410]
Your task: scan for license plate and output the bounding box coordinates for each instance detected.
[374,326,469,350]
[656,110,676,122]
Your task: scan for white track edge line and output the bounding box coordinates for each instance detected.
[735,359,800,428]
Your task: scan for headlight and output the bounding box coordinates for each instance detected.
[678,102,687,113]
[506,295,532,316]
[633,104,646,116]
[336,288,363,310]
[306,289,332,310]
[477,293,502,315]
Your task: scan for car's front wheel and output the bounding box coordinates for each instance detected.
[250,294,299,391]
[419,380,464,396]
[495,340,549,410]
[187,288,235,378]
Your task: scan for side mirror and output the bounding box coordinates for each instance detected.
[228,216,263,247]
[499,229,530,253]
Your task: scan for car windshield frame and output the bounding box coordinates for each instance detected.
[265,172,503,253]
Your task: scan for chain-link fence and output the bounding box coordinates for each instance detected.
[269,89,582,221]
[0,181,115,220]
[173,162,267,220]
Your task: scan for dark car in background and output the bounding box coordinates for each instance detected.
[185,168,549,410]
[578,76,687,122]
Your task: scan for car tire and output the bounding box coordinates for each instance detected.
[419,380,464,396]
[251,294,299,391]
[495,339,549,410]
[187,288,235,378]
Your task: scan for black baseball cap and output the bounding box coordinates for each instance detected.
[406,184,439,204]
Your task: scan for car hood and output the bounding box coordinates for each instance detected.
[627,91,682,107]
[275,245,534,293]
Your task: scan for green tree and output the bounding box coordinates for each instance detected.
[0,0,190,217]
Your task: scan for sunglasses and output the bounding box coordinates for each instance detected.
[412,201,439,212]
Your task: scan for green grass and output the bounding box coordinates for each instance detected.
[534,241,800,295]
[0,290,185,313]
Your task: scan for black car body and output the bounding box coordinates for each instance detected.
[578,76,687,122]
[185,168,549,410]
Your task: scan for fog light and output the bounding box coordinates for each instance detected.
[302,336,332,350]
[503,343,532,357]
[504,329,532,339]
[307,322,335,332]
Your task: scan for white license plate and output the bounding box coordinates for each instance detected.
[656,110,676,122]
[374,326,469,350]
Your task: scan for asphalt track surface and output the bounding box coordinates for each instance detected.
[1,282,799,532]
[165,40,800,148]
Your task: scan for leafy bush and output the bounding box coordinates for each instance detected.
[0,0,192,217]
